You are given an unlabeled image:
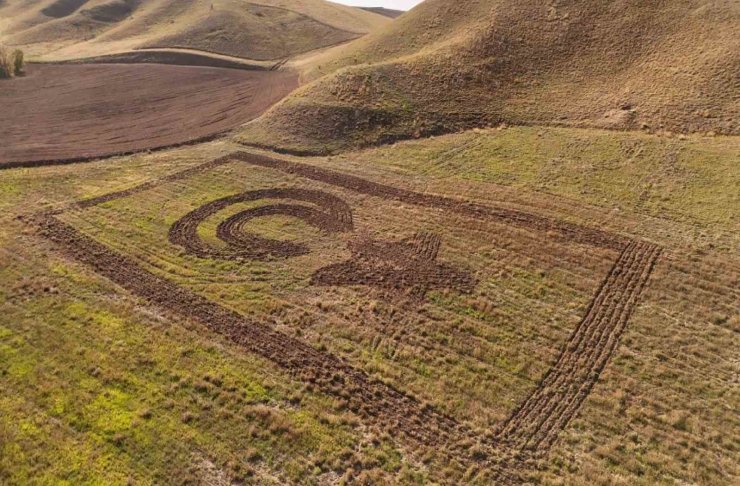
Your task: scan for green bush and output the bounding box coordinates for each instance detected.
[13,49,24,75]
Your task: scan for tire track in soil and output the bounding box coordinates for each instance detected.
[28,152,662,482]
[229,152,628,252]
[31,213,466,450]
[492,241,662,451]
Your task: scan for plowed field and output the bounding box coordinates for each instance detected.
[0,64,297,168]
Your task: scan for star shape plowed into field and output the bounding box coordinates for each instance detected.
[311,232,476,298]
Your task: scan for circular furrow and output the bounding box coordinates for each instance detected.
[169,188,353,261]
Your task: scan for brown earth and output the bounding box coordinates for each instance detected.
[311,232,477,299]
[0,63,297,168]
[28,151,662,483]
[53,48,275,70]
[169,188,354,261]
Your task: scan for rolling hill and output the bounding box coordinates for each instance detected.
[0,0,391,60]
[359,7,404,19]
[237,0,740,154]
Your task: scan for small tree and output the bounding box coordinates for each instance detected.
[0,45,13,79]
[13,49,24,75]
[0,46,24,78]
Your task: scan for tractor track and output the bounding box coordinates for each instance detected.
[493,241,662,452]
[31,212,468,447]
[28,151,662,482]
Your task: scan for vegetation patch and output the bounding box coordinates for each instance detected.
[0,46,23,79]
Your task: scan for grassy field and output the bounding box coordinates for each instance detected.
[1,127,738,484]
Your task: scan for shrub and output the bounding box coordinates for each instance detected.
[0,45,24,79]
[0,46,13,79]
[13,49,24,75]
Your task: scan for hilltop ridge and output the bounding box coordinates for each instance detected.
[0,0,391,60]
[238,0,740,154]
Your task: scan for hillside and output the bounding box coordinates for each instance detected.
[0,0,391,60]
[238,0,740,154]
[359,7,404,19]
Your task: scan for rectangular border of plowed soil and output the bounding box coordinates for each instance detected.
[28,151,662,483]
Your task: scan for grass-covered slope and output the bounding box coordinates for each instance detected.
[238,0,740,154]
[0,0,391,60]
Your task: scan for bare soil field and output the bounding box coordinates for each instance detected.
[0,63,297,168]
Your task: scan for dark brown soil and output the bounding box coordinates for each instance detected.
[28,151,662,482]
[0,64,297,168]
[169,188,353,261]
[312,232,476,298]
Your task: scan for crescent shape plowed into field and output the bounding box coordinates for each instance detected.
[168,188,353,260]
[0,64,298,168]
[29,152,663,483]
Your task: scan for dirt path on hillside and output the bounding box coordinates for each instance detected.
[0,64,297,168]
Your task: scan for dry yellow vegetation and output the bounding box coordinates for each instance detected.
[0,0,391,60]
[0,1,737,485]
[0,44,23,78]
[1,128,737,484]
[239,0,740,154]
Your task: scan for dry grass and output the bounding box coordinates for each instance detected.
[238,0,739,154]
[0,0,391,61]
[0,142,416,485]
[12,48,23,74]
[0,45,23,79]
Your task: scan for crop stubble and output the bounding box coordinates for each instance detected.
[27,152,661,482]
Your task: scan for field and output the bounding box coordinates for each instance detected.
[1,1,737,484]
[0,62,296,167]
[2,127,737,484]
